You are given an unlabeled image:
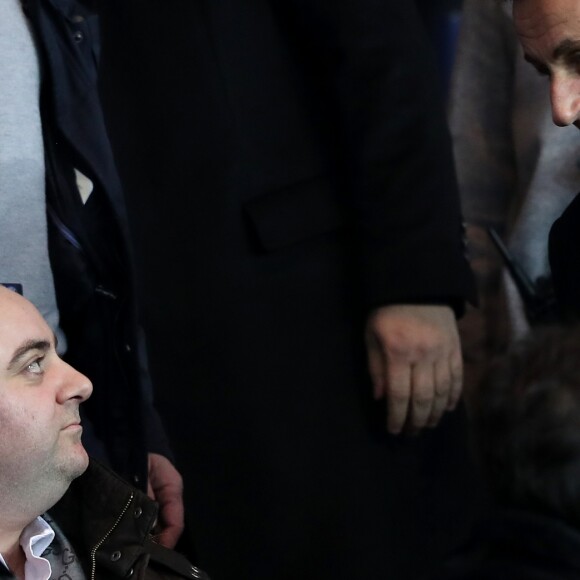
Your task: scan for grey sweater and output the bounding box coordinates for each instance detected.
[0,0,64,349]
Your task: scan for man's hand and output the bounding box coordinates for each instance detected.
[147,453,185,548]
[365,304,462,435]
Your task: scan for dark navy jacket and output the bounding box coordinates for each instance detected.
[23,0,172,488]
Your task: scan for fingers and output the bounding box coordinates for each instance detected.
[384,350,461,433]
[404,351,463,432]
[385,359,412,435]
[157,497,185,549]
[367,333,386,400]
[410,360,437,431]
[409,347,463,431]
[426,358,451,428]
[148,453,185,548]
[448,348,463,411]
[366,304,464,435]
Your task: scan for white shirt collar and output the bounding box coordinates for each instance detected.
[0,516,55,579]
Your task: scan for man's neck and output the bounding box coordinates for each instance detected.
[1,537,25,579]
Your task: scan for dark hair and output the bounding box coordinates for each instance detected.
[471,325,580,528]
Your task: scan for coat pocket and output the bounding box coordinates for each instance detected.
[243,176,347,252]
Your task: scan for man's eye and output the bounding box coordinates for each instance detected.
[26,358,44,374]
[572,53,580,73]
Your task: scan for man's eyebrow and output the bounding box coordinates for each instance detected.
[553,38,580,61]
[7,339,51,371]
[523,39,580,75]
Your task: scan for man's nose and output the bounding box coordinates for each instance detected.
[57,360,93,404]
[550,75,580,127]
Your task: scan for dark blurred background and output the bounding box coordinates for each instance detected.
[416,0,464,97]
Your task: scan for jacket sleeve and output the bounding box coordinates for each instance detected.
[271,0,476,312]
[549,191,580,321]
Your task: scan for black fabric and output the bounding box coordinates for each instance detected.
[549,191,580,323]
[96,1,483,579]
[50,461,202,580]
[431,509,580,580]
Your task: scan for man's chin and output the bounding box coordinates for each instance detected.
[72,447,90,478]
[59,445,90,482]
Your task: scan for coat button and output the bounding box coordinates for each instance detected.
[134,507,143,519]
[126,569,134,578]
[71,14,85,23]
[73,30,84,43]
[111,551,122,562]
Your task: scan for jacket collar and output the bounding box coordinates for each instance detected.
[49,460,158,578]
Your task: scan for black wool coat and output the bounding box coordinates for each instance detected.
[96,1,482,579]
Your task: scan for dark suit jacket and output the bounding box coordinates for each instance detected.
[96,2,481,579]
[550,191,580,321]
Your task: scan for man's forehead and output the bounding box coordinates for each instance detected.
[0,286,42,317]
[0,289,53,354]
[513,0,580,34]
[513,0,580,59]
